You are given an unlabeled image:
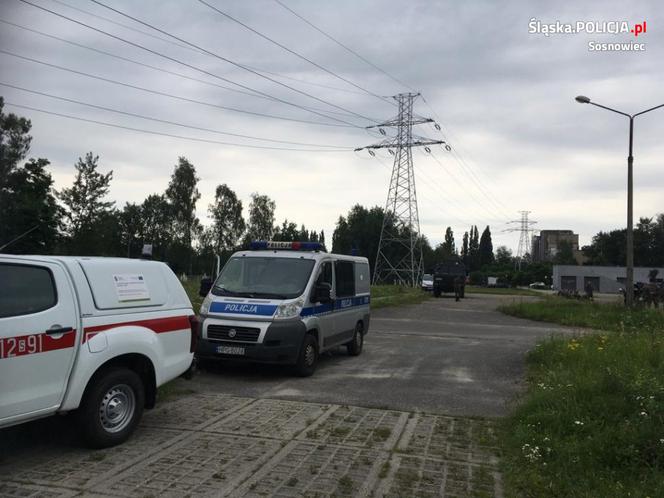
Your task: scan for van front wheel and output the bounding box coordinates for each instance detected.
[347,322,364,356]
[295,334,318,377]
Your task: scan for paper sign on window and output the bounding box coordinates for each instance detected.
[113,274,150,302]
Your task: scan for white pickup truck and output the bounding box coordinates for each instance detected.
[0,255,196,448]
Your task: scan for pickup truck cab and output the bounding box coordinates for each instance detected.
[0,255,196,448]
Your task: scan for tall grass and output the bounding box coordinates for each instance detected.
[370,285,431,309]
[500,298,664,497]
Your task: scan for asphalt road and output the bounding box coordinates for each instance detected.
[189,293,576,417]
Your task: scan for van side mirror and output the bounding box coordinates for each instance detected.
[199,277,213,297]
[314,282,332,303]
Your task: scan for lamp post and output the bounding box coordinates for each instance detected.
[575,96,664,307]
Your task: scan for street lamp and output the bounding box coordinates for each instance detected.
[575,95,664,307]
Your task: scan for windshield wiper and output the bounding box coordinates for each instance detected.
[212,286,240,296]
[249,292,290,299]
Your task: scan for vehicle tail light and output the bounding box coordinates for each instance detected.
[188,315,199,353]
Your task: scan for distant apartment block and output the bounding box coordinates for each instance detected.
[531,230,585,264]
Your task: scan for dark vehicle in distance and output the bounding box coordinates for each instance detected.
[433,260,466,299]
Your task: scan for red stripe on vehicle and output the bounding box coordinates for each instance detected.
[82,315,191,343]
[1,329,75,359]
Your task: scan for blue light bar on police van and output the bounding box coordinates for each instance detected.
[250,240,325,251]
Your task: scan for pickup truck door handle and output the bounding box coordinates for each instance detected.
[45,326,73,335]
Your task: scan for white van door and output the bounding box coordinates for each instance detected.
[332,260,357,345]
[0,261,78,423]
[311,260,336,347]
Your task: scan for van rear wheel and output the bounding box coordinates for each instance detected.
[295,334,318,377]
[78,367,145,448]
[346,322,364,356]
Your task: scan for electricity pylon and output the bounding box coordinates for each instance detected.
[503,211,537,270]
[355,93,444,286]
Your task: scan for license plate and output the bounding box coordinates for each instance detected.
[217,345,245,355]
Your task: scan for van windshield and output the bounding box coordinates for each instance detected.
[211,257,315,299]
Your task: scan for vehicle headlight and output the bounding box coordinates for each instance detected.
[200,295,212,315]
[275,298,304,319]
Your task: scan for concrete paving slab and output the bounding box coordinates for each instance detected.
[1,294,565,497]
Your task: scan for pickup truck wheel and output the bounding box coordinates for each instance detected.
[294,334,318,377]
[346,322,364,356]
[79,367,145,448]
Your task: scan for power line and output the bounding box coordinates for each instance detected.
[80,0,381,124]
[0,82,351,148]
[17,0,372,128]
[194,0,396,106]
[371,152,475,227]
[48,0,374,97]
[45,2,372,99]
[4,102,353,152]
[47,0,202,54]
[420,95,512,216]
[273,0,415,92]
[0,49,353,128]
[56,0,374,99]
[0,19,364,120]
[424,149,505,222]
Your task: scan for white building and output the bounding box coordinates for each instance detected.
[552,265,664,293]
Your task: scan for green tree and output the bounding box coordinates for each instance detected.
[468,225,480,271]
[59,152,114,254]
[140,194,173,260]
[495,245,513,265]
[0,96,32,184]
[0,100,60,253]
[0,158,61,253]
[245,192,276,242]
[166,157,200,253]
[298,224,309,241]
[119,202,143,257]
[479,225,494,267]
[461,231,469,266]
[554,239,577,265]
[208,183,245,251]
[420,235,436,271]
[582,214,664,267]
[273,219,299,241]
[332,205,386,273]
[442,226,455,255]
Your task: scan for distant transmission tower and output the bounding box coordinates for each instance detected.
[355,93,444,286]
[503,211,537,270]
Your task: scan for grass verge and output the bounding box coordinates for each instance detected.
[370,285,431,309]
[181,277,204,312]
[499,298,664,497]
[466,285,542,297]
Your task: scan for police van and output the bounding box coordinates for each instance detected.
[196,241,370,376]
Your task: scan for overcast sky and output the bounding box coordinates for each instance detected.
[1,0,662,252]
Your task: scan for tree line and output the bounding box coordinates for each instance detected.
[331,204,496,275]
[0,98,323,275]
[4,98,662,283]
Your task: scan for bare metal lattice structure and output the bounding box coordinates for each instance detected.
[356,93,444,286]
